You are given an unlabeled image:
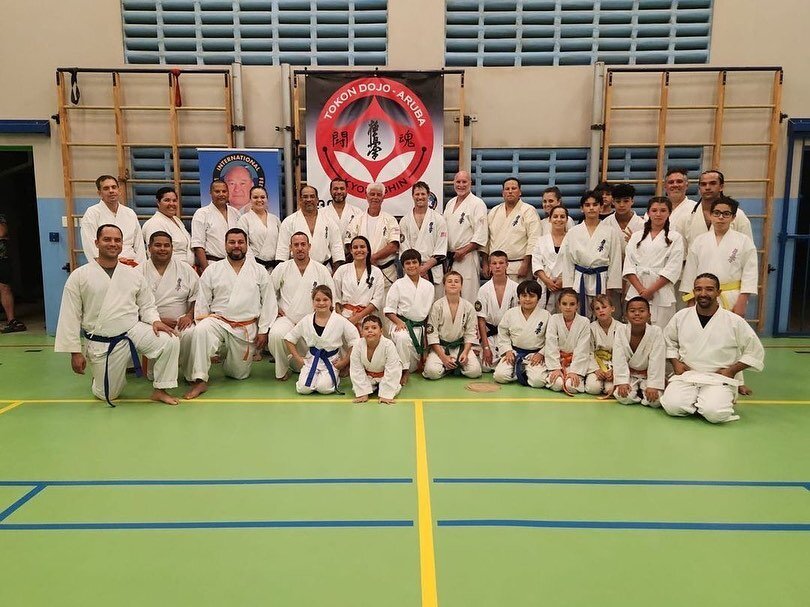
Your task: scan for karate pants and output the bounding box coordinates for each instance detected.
[660,378,738,423]
[423,348,482,380]
[615,376,661,407]
[85,322,179,401]
[584,373,614,396]
[492,359,548,388]
[147,326,194,382]
[548,374,586,393]
[296,352,341,395]
[649,303,675,330]
[267,317,306,379]
[478,344,502,373]
[390,326,423,373]
[190,317,254,382]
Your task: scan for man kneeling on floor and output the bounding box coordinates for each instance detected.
[55,224,181,406]
[660,273,764,423]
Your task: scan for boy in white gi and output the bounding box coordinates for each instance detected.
[284,285,356,395]
[559,191,624,319]
[55,224,180,406]
[351,315,402,404]
[660,274,764,423]
[184,228,278,399]
[142,231,198,382]
[400,181,448,299]
[601,183,645,245]
[476,250,518,371]
[237,186,282,270]
[80,175,145,267]
[384,249,435,384]
[546,288,592,394]
[584,294,622,396]
[624,196,685,329]
[492,280,551,388]
[613,297,666,407]
[443,171,488,303]
[486,177,541,282]
[423,271,482,380]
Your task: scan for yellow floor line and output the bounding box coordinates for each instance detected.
[0,401,24,416]
[414,399,439,607]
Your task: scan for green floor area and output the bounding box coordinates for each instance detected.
[0,332,809,606]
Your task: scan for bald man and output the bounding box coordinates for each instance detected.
[443,171,488,303]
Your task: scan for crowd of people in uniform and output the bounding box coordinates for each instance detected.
[54,167,764,423]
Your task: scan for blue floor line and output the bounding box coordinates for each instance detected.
[0,519,414,531]
[433,478,810,490]
[0,477,413,487]
[0,484,46,522]
[438,519,810,532]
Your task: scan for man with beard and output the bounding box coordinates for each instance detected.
[443,170,488,303]
[276,185,344,268]
[660,273,764,423]
[184,228,277,399]
[55,224,181,406]
[191,180,240,271]
[80,175,145,267]
[321,177,361,250]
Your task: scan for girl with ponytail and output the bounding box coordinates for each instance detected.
[333,235,385,330]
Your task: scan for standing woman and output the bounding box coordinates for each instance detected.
[532,204,569,313]
[284,285,358,395]
[142,187,194,266]
[333,235,385,330]
[238,186,281,270]
[623,196,684,328]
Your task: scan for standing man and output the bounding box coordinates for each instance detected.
[677,170,753,249]
[80,175,145,267]
[191,179,240,272]
[345,182,400,293]
[443,170,488,303]
[267,232,335,380]
[486,177,541,282]
[0,216,25,333]
[184,228,278,399]
[142,231,199,383]
[662,168,696,233]
[55,224,180,406]
[222,164,254,212]
[321,177,361,248]
[399,181,448,299]
[660,273,764,423]
[276,185,344,268]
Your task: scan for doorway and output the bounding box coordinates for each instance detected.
[0,148,43,328]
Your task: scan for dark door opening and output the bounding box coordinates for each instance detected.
[0,149,43,328]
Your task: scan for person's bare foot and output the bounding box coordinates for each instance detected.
[277,373,291,382]
[353,395,369,403]
[252,351,263,362]
[183,380,208,399]
[400,370,410,386]
[151,389,180,405]
[379,397,396,405]
[738,384,753,396]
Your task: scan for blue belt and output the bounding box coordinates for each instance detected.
[305,346,342,394]
[82,330,142,407]
[513,346,539,386]
[574,264,608,316]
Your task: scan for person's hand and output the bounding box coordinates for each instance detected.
[568,374,582,388]
[481,344,493,367]
[518,259,531,280]
[71,352,86,375]
[638,289,652,301]
[548,369,563,385]
[481,265,491,279]
[731,300,746,318]
[546,278,561,293]
[502,350,516,365]
[119,257,139,268]
[458,351,469,365]
[453,247,468,262]
[153,320,178,336]
[671,360,690,375]
[176,314,194,332]
[595,369,608,381]
[529,352,544,366]
[160,317,178,329]
[348,313,364,327]
[605,369,613,382]
[644,387,660,403]
[615,383,631,398]
[715,367,736,379]
[334,357,350,372]
[254,332,268,351]
[393,321,407,332]
[442,355,458,370]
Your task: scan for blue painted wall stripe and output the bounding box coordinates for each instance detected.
[438,519,810,532]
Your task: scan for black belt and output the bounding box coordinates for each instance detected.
[485,322,498,338]
[205,254,224,262]
[82,330,142,407]
[255,258,273,269]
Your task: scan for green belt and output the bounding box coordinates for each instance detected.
[439,337,465,376]
[398,315,426,354]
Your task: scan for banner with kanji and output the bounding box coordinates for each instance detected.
[305,73,444,216]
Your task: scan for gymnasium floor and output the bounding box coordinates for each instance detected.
[0,331,808,606]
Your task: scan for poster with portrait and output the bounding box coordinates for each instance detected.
[305,73,444,216]
[198,148,282,216]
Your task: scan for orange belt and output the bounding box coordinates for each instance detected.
[629,367,648,378]
[342,303,367,315]
[366,370,385,379]
[199,314,258,360]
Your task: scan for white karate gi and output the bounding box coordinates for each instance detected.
[423,297,482,380]
[544,313,592,393]
[487,200,542,281]
[142,258,199,381]
[559,222,624,318]
[275,210,344,265]
[190,204,239,260]
[676,200,754,251]
[531,233,566,313]
[190,259,277,382]
[667,198,697,238]
[660,307,764,423]
[142,211,194,266]
[623,228,685,328]
[492,305,551,388]
[601,212,645,246]
[680,228,758,311]
[475,278,518,370]
[332,263,385,322]
[612,323,666,407]
[384,276,435,372]
[267,259,336,379]
[350,336,402,401]
[320,201,362,244]
[444,193,488,302]
[55,261,179,402]
[584,319,623,396]
[285,313,357,394]
[237,210,282,266]
[80,201,146,266]
[346,211,401,290]
[399,209,448,297]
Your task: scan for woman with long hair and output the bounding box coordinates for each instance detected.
[332,235,385,330]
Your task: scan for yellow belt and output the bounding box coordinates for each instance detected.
[594,348,612,373]
[682,280,742,309]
